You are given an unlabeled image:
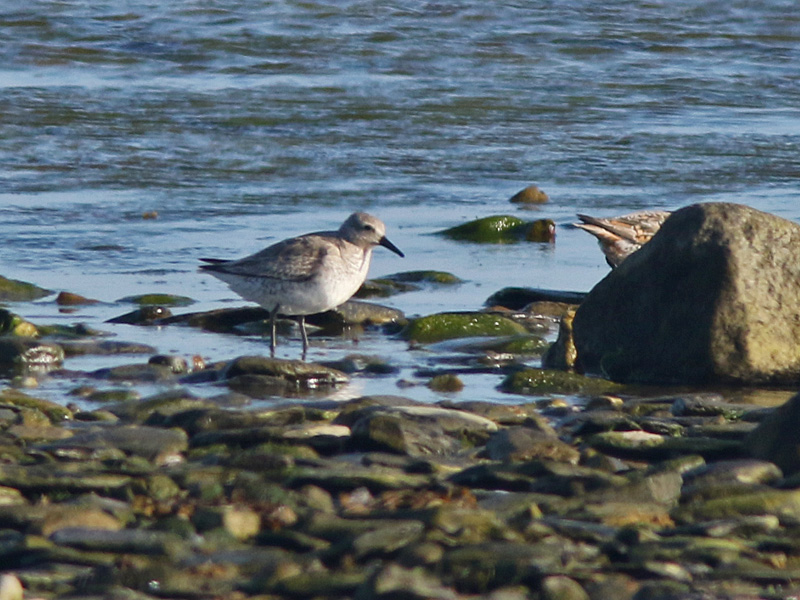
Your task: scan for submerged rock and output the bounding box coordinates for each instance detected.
[573,203,800,384]
[402,312,528,344]
[357,270,463,299]
[106,306,173,325]
[117,293,195,306]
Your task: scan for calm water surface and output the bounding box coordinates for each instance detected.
[1,1,799,406]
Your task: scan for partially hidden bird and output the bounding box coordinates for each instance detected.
[574,210,671,268]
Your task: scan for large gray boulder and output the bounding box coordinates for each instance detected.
[573,202,800,384]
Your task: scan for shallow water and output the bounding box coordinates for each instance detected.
[1,1,800,408]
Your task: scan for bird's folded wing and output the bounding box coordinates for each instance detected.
[203,236,328,282]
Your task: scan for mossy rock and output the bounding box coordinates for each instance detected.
[0,275,51,302]
[0,389,73,422]
[499,368,622,395]
[439,215,528,243]
[383,270,463,285]
[0,309,38,337]
[402,312,528,344]
[117,293,195,307]
[440,216,555,244]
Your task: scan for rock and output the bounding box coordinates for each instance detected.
[55,291,99,305]
[0,464,131,494]
[0,388,73,422]
[484,427,579,463]
[542,308,578,370]
[402,312,528,344]
[49,528,183,556]
[36,425,188,464]
[224,356,348,388]
[160,306,271,332]
[39,506,124,536]
[192,505,261,540]
[306,299,406,328]
[524,219,557,242]
[588,430,742,460]
[485,287,586,310]
[106,306,173,324]
[439,215,529,243]
[359,563,459,599]
[0,274,51,301]
[676,488,800,524]
[347,405,497,456]
[743,392,800,475]
[573,202,800,384]
[541,575,589,600]
[117,293,195,306]
[509,185,549,204]
[0,309,38,337]
[89,362,177,382]
[428,373,464,393]
[59,339,157,357]
[499,368,621,396]
[357,270,463,299]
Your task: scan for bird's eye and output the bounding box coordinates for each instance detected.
[363,224,374,232]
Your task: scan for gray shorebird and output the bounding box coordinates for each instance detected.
[200,212,404,356]
[575,210,671,268]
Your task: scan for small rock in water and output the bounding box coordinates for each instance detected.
[439,215,529,243]
[402,312,528,344]
[427,373,464,393]
[56,291,99,306]
[117,293,195,307]
[0,274,51,302]
[509,184,549,204]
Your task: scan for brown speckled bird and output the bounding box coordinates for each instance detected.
[575,210,671,268]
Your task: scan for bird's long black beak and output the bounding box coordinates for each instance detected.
[380,236,404,257]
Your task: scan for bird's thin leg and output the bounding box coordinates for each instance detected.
[299,315,309,360]
[269,305,279,356]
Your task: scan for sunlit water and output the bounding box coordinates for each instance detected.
[1,1,800,408]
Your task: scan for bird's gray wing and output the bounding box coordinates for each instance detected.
[201,235,331,282]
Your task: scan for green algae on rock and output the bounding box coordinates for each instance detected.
[441,215,557,244]
[0,309,38,337]
[0,388,73,422]
[500,368,621,396]
[0,275,51,302]
[117,293,195,307]
[402,312,527,344]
